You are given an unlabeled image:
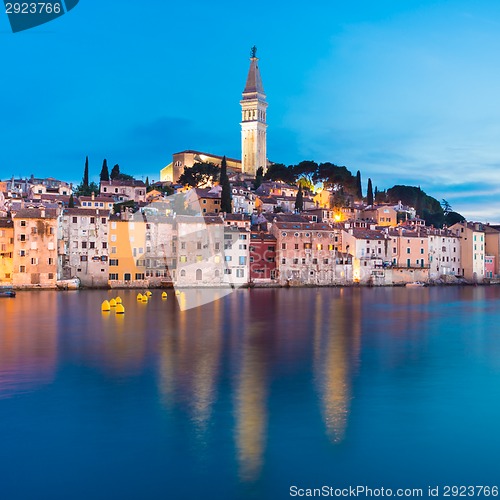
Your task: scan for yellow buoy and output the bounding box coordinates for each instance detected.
[109,298,117,307]
[115,303,125,314]
[162,292,167,299]
[142,296,148,303]
[137,293,143,301]
[146,291,152,297]
[101,300,111,312]
[115,297,122,304]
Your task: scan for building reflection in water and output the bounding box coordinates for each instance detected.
[314,289,361,444]
[0,292,58,399]
[234,323,268,483]
[158,294,223,435]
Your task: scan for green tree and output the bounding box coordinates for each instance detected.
[355,170,362,199]
[367,178,374,206]
[294,160,318,188]
[68,193,75,208]
[100,159,109,183]
[110,164,120,180]
[254,166,264,189]
[264,163,296,184]
[220,156,232,213]
[178,162,220,188]
[83,156,89,188]
[441,199,452,215]
[294,185,304,212]
[145,176,150,189]
[74,180,99,197]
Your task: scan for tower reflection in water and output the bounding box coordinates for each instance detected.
[314,289,361,444]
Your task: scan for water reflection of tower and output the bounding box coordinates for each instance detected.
[314,289,361,443]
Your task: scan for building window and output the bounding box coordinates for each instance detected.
[48,258,54,265]
[124,273,131,281]
[180,256,187,263]
[281,258,286,264]
[281,243,286,250]
[293,258,299,264]
[295,243,299,250]
[90,217,95,224]
[110,259,119,266]
[239,234,247,240]
[180,269,186,277]
[225,256,232,261]
[89,242,95,249]
[109,273,118,280]
[82,242,87,249]
[20,221,26,227]
[19,265,26,273]
[236,269,245,278]
[135,273,145,280]
[406,247,410,254]
[239,256,247,265]
[80,256,88,262]
[102,242,107,249]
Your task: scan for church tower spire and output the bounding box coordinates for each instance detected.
[241,46,268,177]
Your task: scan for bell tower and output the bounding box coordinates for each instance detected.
[241,46,268,177]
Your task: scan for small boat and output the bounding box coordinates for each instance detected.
[56,277,81,290]
[405,281,426,288]
[0,288,16,297]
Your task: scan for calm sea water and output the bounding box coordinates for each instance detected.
[1,287,500,499]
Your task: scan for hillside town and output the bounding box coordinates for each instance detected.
[0,169,497,289]
[0,48,497,290]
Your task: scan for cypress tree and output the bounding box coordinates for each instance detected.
[100,159,109,183]
[294,185,304,212]
[367,178,374,206]
[68,193,75,208]
[355,170,362,199]
[110,164,120,180]
[254,166,264,190]
[220,156,232,213]
[83,156,89,188]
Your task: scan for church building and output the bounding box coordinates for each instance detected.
[160,47,268,183]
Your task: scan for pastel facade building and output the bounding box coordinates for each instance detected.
[175,216,225,287]
[100,180,147,203]
[12,208,59,288]
[60,208,109,287]
[0,218,14,285]
[249,232,277,282]
[272,222,350,285]
[222,226,250,285]
[388,228,429,269]
[107,212,148,287]
[484,225,500,277]
[341,228,390,283]
[79,193,115,211]
[450,221,485,282]
[428,229,461,279]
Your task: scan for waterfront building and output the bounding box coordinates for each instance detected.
[387,227,429,270]
[100,179,147,203]
[175,216,225,287]
[60,208,109,287]
[249,232,277,282]
[0,218,14,285]
[450,221,485,282]
[485,255,496,279]
[341,228,390,284]
[107,211,148,287]
[483,225,500,278]
[222,226,250,286]
[272,221,350,285]
[142,215,176,286]
[427,228,461,280]
[241,47,268,177]
[12,207,59,288]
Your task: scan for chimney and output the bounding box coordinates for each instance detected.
[91,192,95,201]
[40,208,46,218]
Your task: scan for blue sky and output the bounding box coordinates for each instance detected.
[2,0,500,220]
